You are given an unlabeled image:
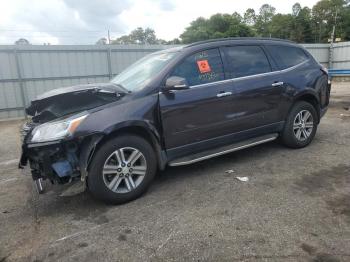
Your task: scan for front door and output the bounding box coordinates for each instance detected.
[159,48,234,154]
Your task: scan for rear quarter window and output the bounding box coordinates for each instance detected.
[266,45,309,70]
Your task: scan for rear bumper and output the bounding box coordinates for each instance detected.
[320,106,328,118]
[319,79,331,119]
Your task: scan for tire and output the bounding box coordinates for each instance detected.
[88,135,157,204]
[281,101,318,148]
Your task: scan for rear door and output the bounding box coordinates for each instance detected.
[221,45,284,133]
[159,48,234,151]
[264,44,318,114]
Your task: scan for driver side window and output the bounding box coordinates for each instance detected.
[171,48,225,86]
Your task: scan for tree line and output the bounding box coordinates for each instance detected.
[180,0,350,43]
[96,0,350,45]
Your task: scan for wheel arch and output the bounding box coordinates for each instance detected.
[292,91,321,123]
[88,121,166,172]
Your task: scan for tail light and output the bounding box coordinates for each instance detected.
[320,65,331,85]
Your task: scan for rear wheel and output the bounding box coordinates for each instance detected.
[88,135,157,204]
[281,101,318,148]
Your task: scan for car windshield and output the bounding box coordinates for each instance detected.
[111,51,179,92]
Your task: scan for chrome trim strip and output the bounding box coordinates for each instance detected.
[169,134,278,166]
[187,78,233,89]
[188,60,309,90]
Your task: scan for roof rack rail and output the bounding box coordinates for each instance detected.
[184,37,295,48]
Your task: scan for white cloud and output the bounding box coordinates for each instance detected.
[120,0,319,40]
[0,0,132,44]
[0,0,319,44]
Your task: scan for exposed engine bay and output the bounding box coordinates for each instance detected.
[26,83,125,123]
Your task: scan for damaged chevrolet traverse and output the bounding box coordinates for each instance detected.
[19,38,330,204]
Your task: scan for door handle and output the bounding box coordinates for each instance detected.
[217,91,232,98]
[272,81,284,87]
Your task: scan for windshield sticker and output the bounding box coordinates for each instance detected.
[197,60,211,73]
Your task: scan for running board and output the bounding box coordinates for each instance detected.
[168,133,278,167]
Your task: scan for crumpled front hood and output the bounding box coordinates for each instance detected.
[26,83,127,123]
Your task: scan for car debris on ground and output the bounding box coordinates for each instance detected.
[235,176,249,182]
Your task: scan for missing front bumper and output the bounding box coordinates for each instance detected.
[20,140,81,184]
[19,134,103,193]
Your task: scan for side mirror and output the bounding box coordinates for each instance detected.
[163,76,189,91]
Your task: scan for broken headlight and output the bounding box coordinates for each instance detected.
[31,114,88,143]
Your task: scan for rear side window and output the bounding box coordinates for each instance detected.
[223,46,271,78]
[266,45,308,69]
[170,48,224,86]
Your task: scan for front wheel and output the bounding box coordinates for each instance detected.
[281,101,318,148]
[88,135,157,204]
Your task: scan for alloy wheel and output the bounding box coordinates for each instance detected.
[102,147,147,193]
[293,110,314,141]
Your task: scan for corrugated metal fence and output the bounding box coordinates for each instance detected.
[302,43,329,67]
[0,45,173,119]
[330,42,350,69]
[0,42,349,120]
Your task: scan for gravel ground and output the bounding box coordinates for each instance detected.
[0,83,349,262]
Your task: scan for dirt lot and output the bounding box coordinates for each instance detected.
[0,83,349,262]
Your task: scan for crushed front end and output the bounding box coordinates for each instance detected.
[18,83,126,193]
[20,119,106,194]
[20,123,81,185]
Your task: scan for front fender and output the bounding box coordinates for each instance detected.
[103,120,161,143]
[74,93,160,138]
[73,93,166,173]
